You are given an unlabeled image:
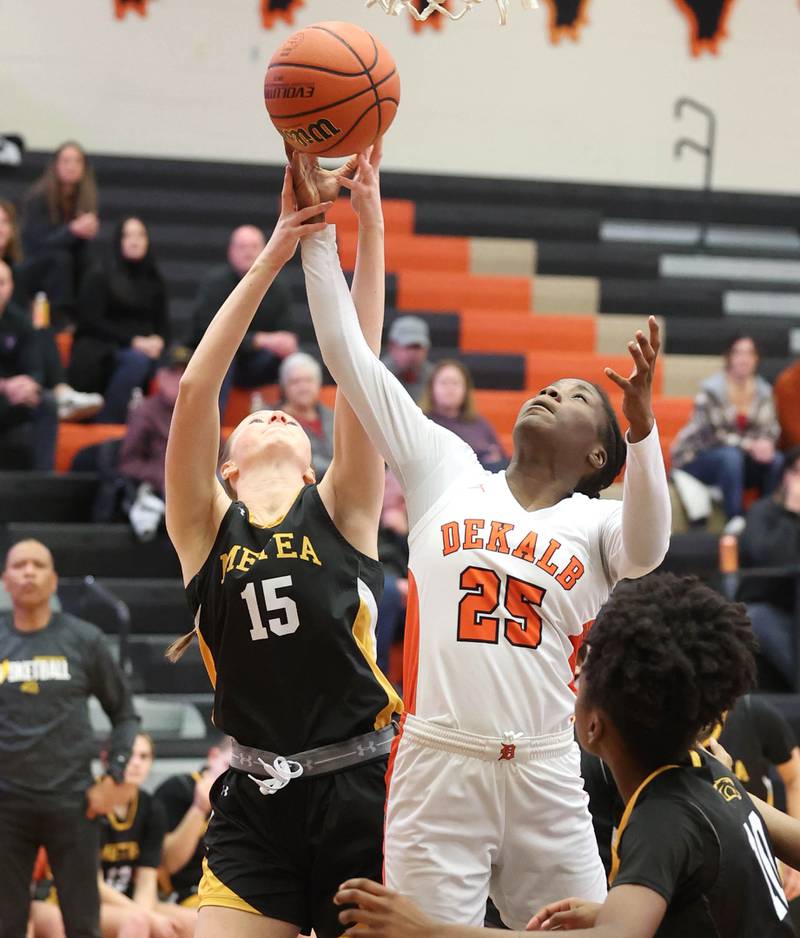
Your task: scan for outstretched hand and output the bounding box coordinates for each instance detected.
[264,165,332,269]
[605,315,660,443]
[526,896,601,931]
[286,143,358,222]
[338,138,384,230]
[334,878,435,938]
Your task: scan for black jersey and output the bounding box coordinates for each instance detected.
[708,695,797,804]
[611,750,795,938]
[154,770,204,902]
[186,488,402,754]
[99,789,167,899]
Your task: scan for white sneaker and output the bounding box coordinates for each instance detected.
[723,515,746,537]
[56,387,104,421]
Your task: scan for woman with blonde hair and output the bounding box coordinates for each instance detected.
[21,141,99,324]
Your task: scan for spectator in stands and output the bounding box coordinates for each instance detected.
[0,260,58,469]
[97,732,196,938]
[21,141,99,324]
[154,736,232,909]
[775,358,800,450]
[736,446,800,689]
[69,216,169,423]
[380,315,433,403]
[0,538,139,938]
[190,224,296,417]
[119,345,191,501]
[376,469,408,676]
[671,334,783,528]
[273,351,333,478]
[0,197,29,305]
[420,358,507,471]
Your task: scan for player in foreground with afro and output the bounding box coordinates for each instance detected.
[334,574,796,938]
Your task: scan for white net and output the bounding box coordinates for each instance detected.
[366,0,538,26]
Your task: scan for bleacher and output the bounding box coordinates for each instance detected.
[3,152,800,753]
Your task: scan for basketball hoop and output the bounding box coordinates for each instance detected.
[366,0,538,26]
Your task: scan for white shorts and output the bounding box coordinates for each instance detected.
[384,714,607,930]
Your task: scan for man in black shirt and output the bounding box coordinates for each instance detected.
[333,575,795,938]
[0,539,139,938]
[190,225,297,418]
[0,260,58,470]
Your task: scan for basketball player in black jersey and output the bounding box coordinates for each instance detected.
[335,575,795,938]
[165,143,400,938]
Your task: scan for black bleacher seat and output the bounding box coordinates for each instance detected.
[662,317,797,358]
[415,202,600,241]
[0,472,98,523]
[58,577,190,635]
[0,524,181,578]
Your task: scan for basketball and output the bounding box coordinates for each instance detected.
[264,21,401,158]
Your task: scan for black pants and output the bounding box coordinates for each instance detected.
[0,790,100,938]
[0,394,59,470]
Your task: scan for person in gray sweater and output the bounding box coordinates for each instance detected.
[671,335,783,522]
[0,538,139,938]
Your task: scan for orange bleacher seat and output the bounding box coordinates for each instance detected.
[327,199,415,235]
[56,423,126,472]
[460,312,595,355]
[651,396,693,438]
[56,332,73,369]
[473,390,530,435]
[337,232,470,274]
[397,272,532,313]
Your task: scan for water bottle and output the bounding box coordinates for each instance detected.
[32,292,50,330]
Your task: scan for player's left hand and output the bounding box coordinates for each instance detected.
[526,897,601,931]
[604,315,659,444]
[287,144,358,221]
[705,737,734,770]
[339,138,384,230]
[335,878,436,938]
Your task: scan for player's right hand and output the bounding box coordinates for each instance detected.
[526,897,601,931]
[339,138,384,231]
[264,166,331,268]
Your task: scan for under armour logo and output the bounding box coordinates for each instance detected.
[356,740,377,757]
[237,753,254,768]
[498,743,516,761]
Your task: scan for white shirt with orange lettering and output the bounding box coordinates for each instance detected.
[302,228,671,739]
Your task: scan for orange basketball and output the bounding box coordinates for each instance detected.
[265,21,400,158]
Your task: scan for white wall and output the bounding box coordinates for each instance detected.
[3,0,800,192]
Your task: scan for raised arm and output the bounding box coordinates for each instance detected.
[602,317,671,580]
[300,228,477,527]
[165,171,329,582]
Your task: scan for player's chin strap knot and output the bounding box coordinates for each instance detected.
[248,756,304,795]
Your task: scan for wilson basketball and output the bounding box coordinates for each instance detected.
[265,21,400,158]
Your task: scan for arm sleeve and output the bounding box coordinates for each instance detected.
[138,798,168,869]
[88,634,139,783]
[752,697,797,767]
[301,227,479,524]
[600,424,672,582]
[612,800,705,902]
[77,269,132,345]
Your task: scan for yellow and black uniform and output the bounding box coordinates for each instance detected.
[186,488,402,937]
[154,770,205,906]
[99,790,167,899]
[610,749,794,937]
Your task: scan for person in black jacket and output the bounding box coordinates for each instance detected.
[0,260,58,469]
[20,141,100,324]
[190,224,297,419]
[0,538,139,938]
[69,216,169,423]
[737,446,800,688]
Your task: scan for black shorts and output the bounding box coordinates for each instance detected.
[199,757,387,937]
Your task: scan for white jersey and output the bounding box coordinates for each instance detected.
[302,228,672,739]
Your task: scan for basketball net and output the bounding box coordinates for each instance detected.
[366,0,538,26]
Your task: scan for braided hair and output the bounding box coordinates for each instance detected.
[573,384,626,499]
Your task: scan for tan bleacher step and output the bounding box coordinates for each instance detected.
[532,276,599,314]
[596,314,667,356]
[469,238,537,277]
[662,354,720,398]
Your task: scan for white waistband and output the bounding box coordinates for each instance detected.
[401,713,574,762]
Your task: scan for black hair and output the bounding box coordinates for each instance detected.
[573,384,627,499]
[783,446,800,475]
[581,574,756,770]
[724,333,759,359]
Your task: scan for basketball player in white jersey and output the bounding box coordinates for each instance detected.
[298,163,670,928]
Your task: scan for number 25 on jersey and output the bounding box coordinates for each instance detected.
[457,566,545,648]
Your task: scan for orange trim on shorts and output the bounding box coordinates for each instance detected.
[197,858,259,916]
[402,570,421,716]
